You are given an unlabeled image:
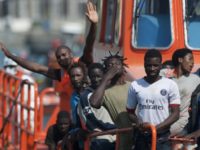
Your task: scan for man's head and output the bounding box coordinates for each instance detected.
[103,52,127,76]
[56,111,71,135]
[3,57,18,75]
[160,60,174,78]
[69,62,87,91]
[88,63,104,89]
[144,49,162,78]
[172,48,193,74]
[162,60,174,69]
[55,45,73,69]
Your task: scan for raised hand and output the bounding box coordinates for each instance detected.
[0,42,11,57]
[85,1,98,23]
[104,66,120,81]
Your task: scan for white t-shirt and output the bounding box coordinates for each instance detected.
[78,92,116,142]
[127,77,180,125]
[170,74,200,134]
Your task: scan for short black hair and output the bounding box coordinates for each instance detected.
[55,45,71,56]
[162,60,174,69]
[144,49,162,62]
[172,48,192,67]
[68,62,88,84]
[57,111,70,120]
[88,63,104,78]
[69,62,87,77]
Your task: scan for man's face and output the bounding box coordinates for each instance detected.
[89,68,104,89]
[57,118,70,134]
[144,57,162,78]
[105,58,123,75]
[56,48,73,68]
[180,53,194,74]
[70,67,84,90]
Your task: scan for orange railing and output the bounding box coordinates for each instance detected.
[170,136,196,150]
[0,70,45,150]
[83,124,157,150]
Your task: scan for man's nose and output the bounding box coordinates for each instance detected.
[150,66,156,70]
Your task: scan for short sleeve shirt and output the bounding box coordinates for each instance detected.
[127,77,180,125]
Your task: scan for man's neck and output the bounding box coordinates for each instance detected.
[144,76,161,84]
[75,87,84,94]
[174,67,189,78]
[111,74,126,86]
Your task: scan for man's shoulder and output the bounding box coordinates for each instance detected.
[47,124,57,133]
[131,78,145,85]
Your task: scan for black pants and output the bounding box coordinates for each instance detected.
[90,139,115,150]
[133,129,170,150]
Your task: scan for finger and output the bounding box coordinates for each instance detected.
[90,3,95,11]
[88,1,93,11]
[87,2,91,12]
[94,5,97,11]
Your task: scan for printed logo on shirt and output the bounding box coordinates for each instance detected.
[160,89,167,96]
[139,99,164,110]
[138,104,164,110]
[83,106,92,115]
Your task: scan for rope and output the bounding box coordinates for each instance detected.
[0,80,27,135]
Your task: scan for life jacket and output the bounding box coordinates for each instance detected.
[54,58,79,111]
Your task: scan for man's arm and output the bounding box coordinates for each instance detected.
[79,2,98,66]
[90,67,119,108]
[45,126,57,150]
[184,129,200,139]
[0,42,60,80]
[156,106,180,133]
[127,110,140,125]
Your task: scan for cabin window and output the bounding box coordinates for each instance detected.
[184,0,200,49]
[132,0,173,49]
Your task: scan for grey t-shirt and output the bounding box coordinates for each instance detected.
[170,74,200,134]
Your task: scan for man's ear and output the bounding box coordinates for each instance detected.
[178,57,183,63]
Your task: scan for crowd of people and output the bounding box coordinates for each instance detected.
[1,1,200,150]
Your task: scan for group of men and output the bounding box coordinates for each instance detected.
[1,2,200,150]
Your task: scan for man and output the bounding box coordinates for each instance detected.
[45,111,86,150]
[170,48,200,149]
[159,60,174,78]
[78,63,116,150]
[0,1,98,110]
[126,49,180,149]
[89,53,132,150]
[170,48,200,135]
[68,62,88,126]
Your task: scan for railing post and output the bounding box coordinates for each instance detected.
[20,83,27,150]
[143,124,157,150]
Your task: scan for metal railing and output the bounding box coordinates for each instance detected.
[0,70,44,149]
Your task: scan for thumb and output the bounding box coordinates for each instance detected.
[85,12,89,18]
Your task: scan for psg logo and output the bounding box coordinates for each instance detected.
[160,89,167,96]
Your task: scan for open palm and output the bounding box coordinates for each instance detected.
[86,2,98,23]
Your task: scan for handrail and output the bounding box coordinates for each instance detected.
[0,70,44,150]
[142,124,157,150]
[84,123,157,150]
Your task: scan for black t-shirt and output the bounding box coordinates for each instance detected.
[45,124,72,149]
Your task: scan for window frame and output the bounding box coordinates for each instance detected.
[183,0,200,50]
[131,0,175,50]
